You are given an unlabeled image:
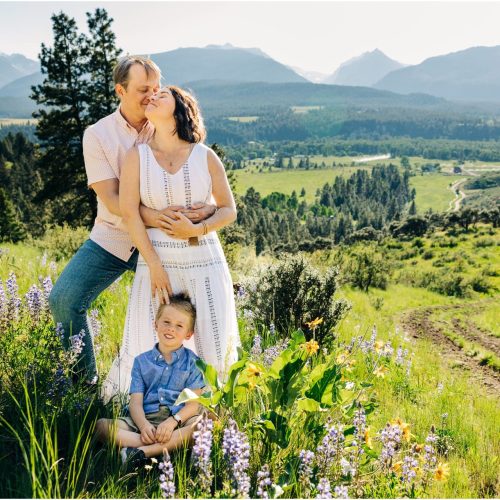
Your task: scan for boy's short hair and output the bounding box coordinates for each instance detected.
[155,293,196,331]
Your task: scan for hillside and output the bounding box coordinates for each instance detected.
[375,45,500,102]
[324,49,405,86]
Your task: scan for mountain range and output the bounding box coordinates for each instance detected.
[3,43,500,117]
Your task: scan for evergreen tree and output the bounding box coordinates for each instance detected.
[31,11,93,227]
[84,8,122,122]
[0,188,26,242]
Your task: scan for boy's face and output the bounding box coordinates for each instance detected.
[155,305,194,351]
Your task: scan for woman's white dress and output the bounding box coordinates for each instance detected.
[102,143,240,401]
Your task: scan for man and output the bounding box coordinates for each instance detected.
[49,56,215,384]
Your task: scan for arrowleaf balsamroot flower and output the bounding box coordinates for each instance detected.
[373,365,389,378]
[434,461,450,481]
[301,339,320,356]
[246,362,264,389]
[306,317,324,329]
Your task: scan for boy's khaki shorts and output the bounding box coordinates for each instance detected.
[118,405,205,433]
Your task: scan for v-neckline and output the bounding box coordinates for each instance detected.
[146,143,196,176]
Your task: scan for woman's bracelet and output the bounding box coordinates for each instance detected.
[201,221,208,235]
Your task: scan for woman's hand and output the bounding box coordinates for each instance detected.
[149,261,173,304]
[164,212,202,239]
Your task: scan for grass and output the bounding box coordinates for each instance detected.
[409,174,464,213]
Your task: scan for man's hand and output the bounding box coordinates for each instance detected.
[139,422,157,445]
[178,202,216,223]
[155,417,179,443]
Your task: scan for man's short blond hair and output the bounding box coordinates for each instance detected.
[113,55,162,89]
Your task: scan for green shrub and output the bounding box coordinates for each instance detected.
[242,255,350,345]
[33,224,88,261]
[346,246,392,291]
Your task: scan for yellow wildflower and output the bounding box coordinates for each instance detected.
[345,358,357,372]
[305,317,324,329]
[364,428,373,448]
[434,462,450,481]
[246,362,264,388]
[392,461,403,473]
[391,418,411,442]
[300,339,320,356]
[373,365,388,378]
[374,340,385,352]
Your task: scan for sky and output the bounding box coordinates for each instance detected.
[2,1,500,75]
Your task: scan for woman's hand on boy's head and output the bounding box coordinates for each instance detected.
[155,417,179,443]
[139,422,157,445]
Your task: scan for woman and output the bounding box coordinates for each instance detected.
[102,86,240,400]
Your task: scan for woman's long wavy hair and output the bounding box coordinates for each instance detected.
[169,85,206,143]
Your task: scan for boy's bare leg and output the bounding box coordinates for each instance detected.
[96,418,146,448]
[139,424,196,458]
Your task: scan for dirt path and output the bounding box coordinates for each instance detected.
[448,179,467,212]
[399,301,500,395]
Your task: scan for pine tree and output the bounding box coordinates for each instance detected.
[0,188,26,242]
[84,8,122,123]
[31,11,92,227]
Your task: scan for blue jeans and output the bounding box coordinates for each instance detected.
[49,239,138,381]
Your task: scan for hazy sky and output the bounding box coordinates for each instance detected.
[2,1,500,75]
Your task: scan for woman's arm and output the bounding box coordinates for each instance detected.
[120,147,172,303]
[164,148,237,238]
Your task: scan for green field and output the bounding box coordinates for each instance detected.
[409,174,464,213]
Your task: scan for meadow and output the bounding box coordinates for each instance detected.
[0,223,498,498]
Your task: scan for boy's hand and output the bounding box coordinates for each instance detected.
[156,417,179,443]
[139,422,157,445]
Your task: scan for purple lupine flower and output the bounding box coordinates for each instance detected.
[378,424,403,467]
[47,363,71,402]
[237,285,246,299]
[395,346,406,366]
[41,252,48,267]
[0,279,7,326]
[89,309,102,354]
[316,478,332,499]
[340,457,356,477]
[382,341,394,358]
[269,322,275,335]
[192,414,213,494]
[6,272,21,322]
[422,430,438,477]
[222,419,251,497]
[25,285,43,322]
[333,485,349,498]
[256,464,273,499]
[401,452,419,484]
[298,449,315,491]
[55,322,65,343]
[315,421,345,478]
[68,329,85,363]
[405,358,412,377]
[250,334,263,359]
[40,276,53,311]
[158,451,176,498]
[263,339,290,367]
[49,261,57,275]
[353,407,366,441]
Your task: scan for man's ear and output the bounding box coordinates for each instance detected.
[115,83,125,98]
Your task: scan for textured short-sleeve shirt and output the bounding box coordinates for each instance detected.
[83,107,154,261]
[129,344,206,415]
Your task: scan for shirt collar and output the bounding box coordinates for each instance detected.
[113,105,153,137]
[152,343,186,365]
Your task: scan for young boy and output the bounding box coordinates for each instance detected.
[95,294,206,467]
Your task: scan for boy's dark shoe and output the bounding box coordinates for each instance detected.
[120,447,147,472]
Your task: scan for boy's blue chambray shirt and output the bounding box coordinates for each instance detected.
[129,344,205,415]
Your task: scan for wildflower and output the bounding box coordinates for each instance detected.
[345,381,355,391]
[379,423,403,467]
[316,477,332,499]
[89,309,102,354]
[25,285,43,322]
[193,414,213,495]
[333,485,349,498]
[401,453,419,484]
[436,382,444,393]
[256,464,273,499]
[345,359,356,372]
[273,484,284,498]
[353,407,366,441]
[222,419,251,497]
[39,275,53,309]
[373,365,388,378]
[395,346,408,366]
[0,279,8,326]
[263,339,289,367]
[364,428,373,448]
[68,329,85,363]
[405,358,412,377]
[158,451,176,498]
[336,351,349,364]
[374,340,384,352]
[47,363,71,402]
[41,252,48,267]
[6,272,21,322]
[246,362,264,388]
[250,334,263,358]
[434,461,450,481]
[298,449,315,491]
[49,261,57,274]
[301,339,319,356]
[422,429,438,480]
[391,418,411,442]
[237,285,246,299]
[382,341,394,358]
[306,317,324,329]
[55,322,65,343]
[316,421,345,477]
[269,322,275,335]
[340,457,355,477]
